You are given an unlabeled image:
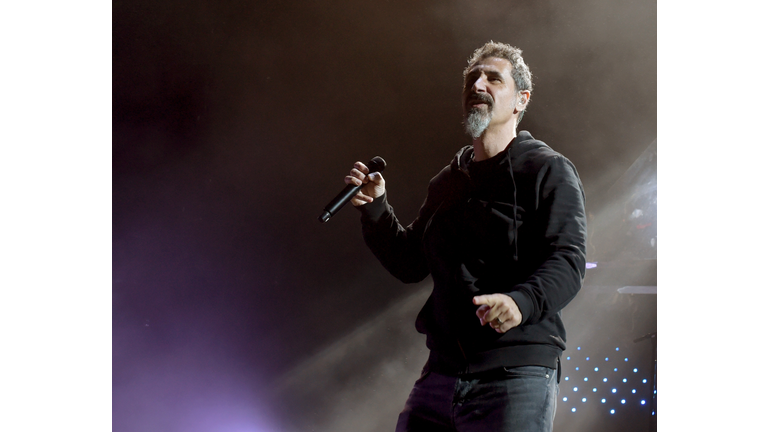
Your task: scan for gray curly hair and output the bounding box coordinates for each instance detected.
[463,41,533,124]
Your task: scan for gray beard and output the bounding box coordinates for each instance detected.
[464,107,491,139]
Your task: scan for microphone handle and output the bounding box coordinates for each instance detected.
[318,183,363,223]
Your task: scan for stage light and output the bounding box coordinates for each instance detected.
[613,368,618,372]
[603,378,608,382]
[633,368,638,372]
[632,389,637,394]
[623,378,627,383]
[616,347,620,351]
[583,377,588,381]
[592,388,597,392]
[643,379,647,383]
[601,399,606,403]
[641,400,646,405]
[573,387,578,392]
[563,397,568,402]
[624,358,629,362]
[610,409,615,414]
[612,388,617,393]
[594,367,599,372]
[572,408,577,412]
[575,367,580,371]
[578,347,581,350]
[564,377,569,381]
[621,399,626,404]
[567,356,571,360]
[605,357,609,361]
[582,397,587,402]
[586,357,590,361]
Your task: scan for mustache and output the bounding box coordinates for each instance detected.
[466,92,493,108]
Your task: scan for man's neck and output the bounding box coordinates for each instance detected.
[472,123,517,162]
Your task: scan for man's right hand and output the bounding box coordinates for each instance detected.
[345,161,386,206]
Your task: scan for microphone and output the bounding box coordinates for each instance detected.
[318,156,387,223]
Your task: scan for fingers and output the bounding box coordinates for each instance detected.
[473,294,522,333]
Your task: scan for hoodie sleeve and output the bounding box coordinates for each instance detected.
[507,154,587,325]
[356,190,434,284]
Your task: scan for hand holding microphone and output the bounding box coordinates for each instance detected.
[318,156,386,223]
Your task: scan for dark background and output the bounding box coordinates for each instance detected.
[113,1,656,431]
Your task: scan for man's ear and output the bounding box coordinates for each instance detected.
[515,90,532,113]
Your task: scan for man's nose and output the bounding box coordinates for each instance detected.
[470,75,487,93]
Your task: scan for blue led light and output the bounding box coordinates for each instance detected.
[575,367,580,371]
[643,379,647,383]
[641,400,646,405]
[586,357,590,361]
[610,409,615,414]
[563,397,568,402]
[623,378,627,383]
[624,358,629,362]
[594,367,599,372]
[603,378,608,382]
[584,377,588,382]
[592,388,597,392]
[582,397,587,402]
[566,356,571,360]
[614,368,618,372]
[572,408,577,412]
[621,399,626,404]
[564,377,569,381]
[632,389,637,394]
[601,398,606,403]
[577,347,581,350]
[605,357,609,361]
[612,388,617,393]
[573,387,578,392]
[616,347,620,351]
[633,368,638,373]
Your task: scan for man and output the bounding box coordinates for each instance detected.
[345,41,587,432]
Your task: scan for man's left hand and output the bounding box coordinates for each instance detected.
[473,294,523,334]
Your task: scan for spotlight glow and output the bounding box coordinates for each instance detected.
[594,367,599,372]
[603,378,608,382]
[641,400,646,405]
[612,389,617,393]
[582,397,587,402]
[592,388,597,392]
[601,399,606,403]
[633,368,638,372]
[621,399,626,404]
[563,397,568,402]
[610,409,615,414]
[573,387,578,392]
[572,408,577,412]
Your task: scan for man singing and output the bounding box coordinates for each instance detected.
[345,41,587,432]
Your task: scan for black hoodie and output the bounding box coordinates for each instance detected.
[358,131,587,374]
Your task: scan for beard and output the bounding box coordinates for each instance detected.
[463,93,494,138]
[464,106,492,139]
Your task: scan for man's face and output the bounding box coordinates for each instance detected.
[462,57,519,138]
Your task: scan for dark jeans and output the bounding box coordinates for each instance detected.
[395,366,558,432]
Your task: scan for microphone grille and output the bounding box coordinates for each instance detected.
[367,156,387,173]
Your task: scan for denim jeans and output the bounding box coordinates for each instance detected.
[395,365,559,432]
